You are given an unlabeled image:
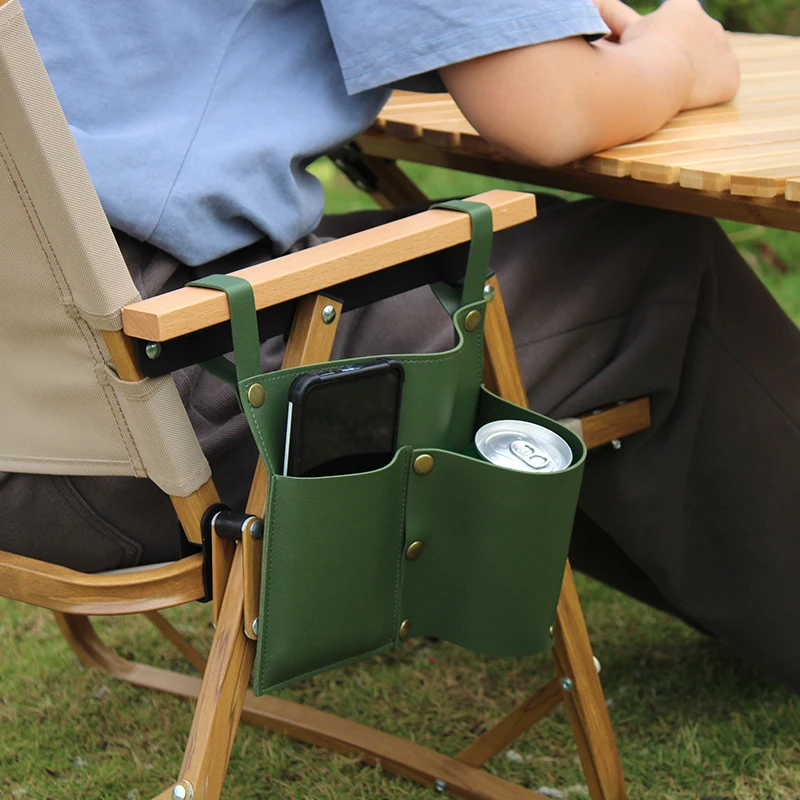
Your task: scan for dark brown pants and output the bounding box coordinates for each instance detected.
[3,196,799,692]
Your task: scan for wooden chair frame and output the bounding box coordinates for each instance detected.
[2,190,650,800]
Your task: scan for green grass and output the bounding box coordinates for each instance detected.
[2,579,799,800]
[2,163,799,799]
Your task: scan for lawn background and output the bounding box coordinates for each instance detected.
[3,4,800,797]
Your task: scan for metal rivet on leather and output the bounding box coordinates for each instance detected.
[406,541,425,561]
[464,309,482,332]
[413,454,434,475]
[247,383,265,408]
[399,618,412,641]
[549,625,555,638]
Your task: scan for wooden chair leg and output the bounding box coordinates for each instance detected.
[455,677,563,768]
[54,611,206,697]
[553,564,626,800]
[172,545,255,800]
[483,276,626,800]
[54,550,252,800]
[104,328,232,623]
[144,610,208,673]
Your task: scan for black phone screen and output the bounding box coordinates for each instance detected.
[285,360,404,477]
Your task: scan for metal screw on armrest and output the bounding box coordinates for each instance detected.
[483,283,495,302]
[252,618,259,637]
[560,677,575,692]
[145,342,162,360]
[611,439,622,451]
[321,304,337,324]
[171,781,194,800]
[434,779,448,794]
[249,520,264,540]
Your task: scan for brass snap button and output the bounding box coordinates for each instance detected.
[405,541,425,561]
[399,619,412,641]
[464,309,482,332]
[413,454,434,475]
[247,383,265,408]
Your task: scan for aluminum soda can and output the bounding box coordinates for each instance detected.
[474,420,572,474]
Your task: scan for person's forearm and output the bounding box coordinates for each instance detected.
[441,35,694,167]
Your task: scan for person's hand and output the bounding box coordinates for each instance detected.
[618,0,740,109]
[592,0,640,42]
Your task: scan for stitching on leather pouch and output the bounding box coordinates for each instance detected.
[391,449,411,638]
[247,404,278,488]
[260,463,279,690]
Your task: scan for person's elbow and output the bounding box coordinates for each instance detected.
[479,112,599,168]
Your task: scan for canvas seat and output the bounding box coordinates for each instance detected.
[0,1,651,797]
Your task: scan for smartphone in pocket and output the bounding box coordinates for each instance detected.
[283,359,405,477]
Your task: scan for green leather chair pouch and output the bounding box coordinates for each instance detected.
[189,200,586,695]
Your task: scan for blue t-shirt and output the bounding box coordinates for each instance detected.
[21,0,607,265]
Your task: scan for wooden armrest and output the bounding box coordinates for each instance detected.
[121,189,537,342]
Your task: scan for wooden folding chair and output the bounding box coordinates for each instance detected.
[1,2,650,798]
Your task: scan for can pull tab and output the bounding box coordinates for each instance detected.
[509,439,553,472]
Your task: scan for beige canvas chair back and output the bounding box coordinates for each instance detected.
[0,0,209,497]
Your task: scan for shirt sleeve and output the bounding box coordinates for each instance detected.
[318,0,610,95]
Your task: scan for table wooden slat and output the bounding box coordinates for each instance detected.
[600,128,800,180]
[364,33,800,209]
[635,139,800,185]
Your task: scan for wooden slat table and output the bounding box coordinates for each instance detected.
[357,33,800,232]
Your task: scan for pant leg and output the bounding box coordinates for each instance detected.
[497,199,800,691]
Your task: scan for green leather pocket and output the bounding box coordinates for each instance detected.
[256,449,412,691]
[400,387,585,658]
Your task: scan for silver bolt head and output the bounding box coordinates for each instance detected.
[434,778,447,794]
[483,283,495,302]
[611,438,622,451]
[560,676,575,692]
[145,342,162,360]
[171,783,193,800]
[249,520,264,540]
[321,304,337,324]
[252,617,259,637]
